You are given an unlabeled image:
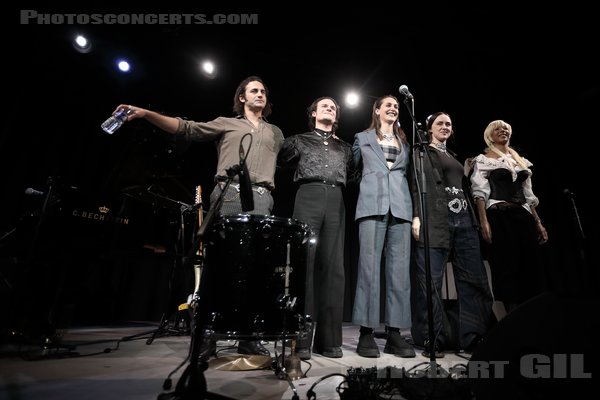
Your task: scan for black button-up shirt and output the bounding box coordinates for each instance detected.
[278,131,353,186]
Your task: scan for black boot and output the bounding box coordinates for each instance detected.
[383,329,415,358]
[356,326,380,358]
[237,340,270,356]
[422,338,444,358]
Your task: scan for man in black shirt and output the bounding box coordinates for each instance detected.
[278,97,353,359]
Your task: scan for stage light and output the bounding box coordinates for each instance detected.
[345,92,360,108]
[200,60,217,79]
[72,34,91,53]
[117,60,131,73]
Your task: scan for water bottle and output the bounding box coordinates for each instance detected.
[101,107,133,134]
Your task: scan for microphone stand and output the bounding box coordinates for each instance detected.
[4,176,83,359]
[147,200,197,345]
[158,167,239,400]
[565,189,585,242]
[403,97,442,376]
[564,189,591,292]
[121,190,198,345]
[29,176,56,259]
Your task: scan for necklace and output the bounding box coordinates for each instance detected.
[431,142,446,152]
[314,129,333,145]
[381,133,394,142]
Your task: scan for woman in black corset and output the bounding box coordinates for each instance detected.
[470,119,548,314]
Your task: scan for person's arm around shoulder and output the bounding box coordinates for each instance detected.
[277,134,301,167]
[411,217,420,241]
[470,155,492,243]
[351,133,363,167]
[115,104,180,134]
[271,124,285,152]
[342,135,358,185]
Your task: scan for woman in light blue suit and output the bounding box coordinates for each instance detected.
[351,95,415,358]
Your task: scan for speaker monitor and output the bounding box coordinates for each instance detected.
[468,292,598,400]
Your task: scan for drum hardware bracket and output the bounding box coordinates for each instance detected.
[287,297,297,311]
[276,294,298,312]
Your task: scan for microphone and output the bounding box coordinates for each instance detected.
[239,163,254,212]
[238,134,254,212]
[399,85,414,99]
[563,188,574,198]
[25,188,45,196]
[239,138,245,161]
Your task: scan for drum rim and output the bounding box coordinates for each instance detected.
[215,213,314,237]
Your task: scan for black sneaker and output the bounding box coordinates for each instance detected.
[356,332,380,358]
[383,331,416,358]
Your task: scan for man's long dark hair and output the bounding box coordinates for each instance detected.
[232,75,272,117]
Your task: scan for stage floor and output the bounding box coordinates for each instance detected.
[0,315,595,400]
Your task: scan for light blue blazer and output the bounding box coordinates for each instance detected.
[353,129,412,221]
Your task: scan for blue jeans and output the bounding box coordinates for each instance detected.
[412,210,493,349]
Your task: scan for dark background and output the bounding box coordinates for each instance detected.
[1,4,596,335]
